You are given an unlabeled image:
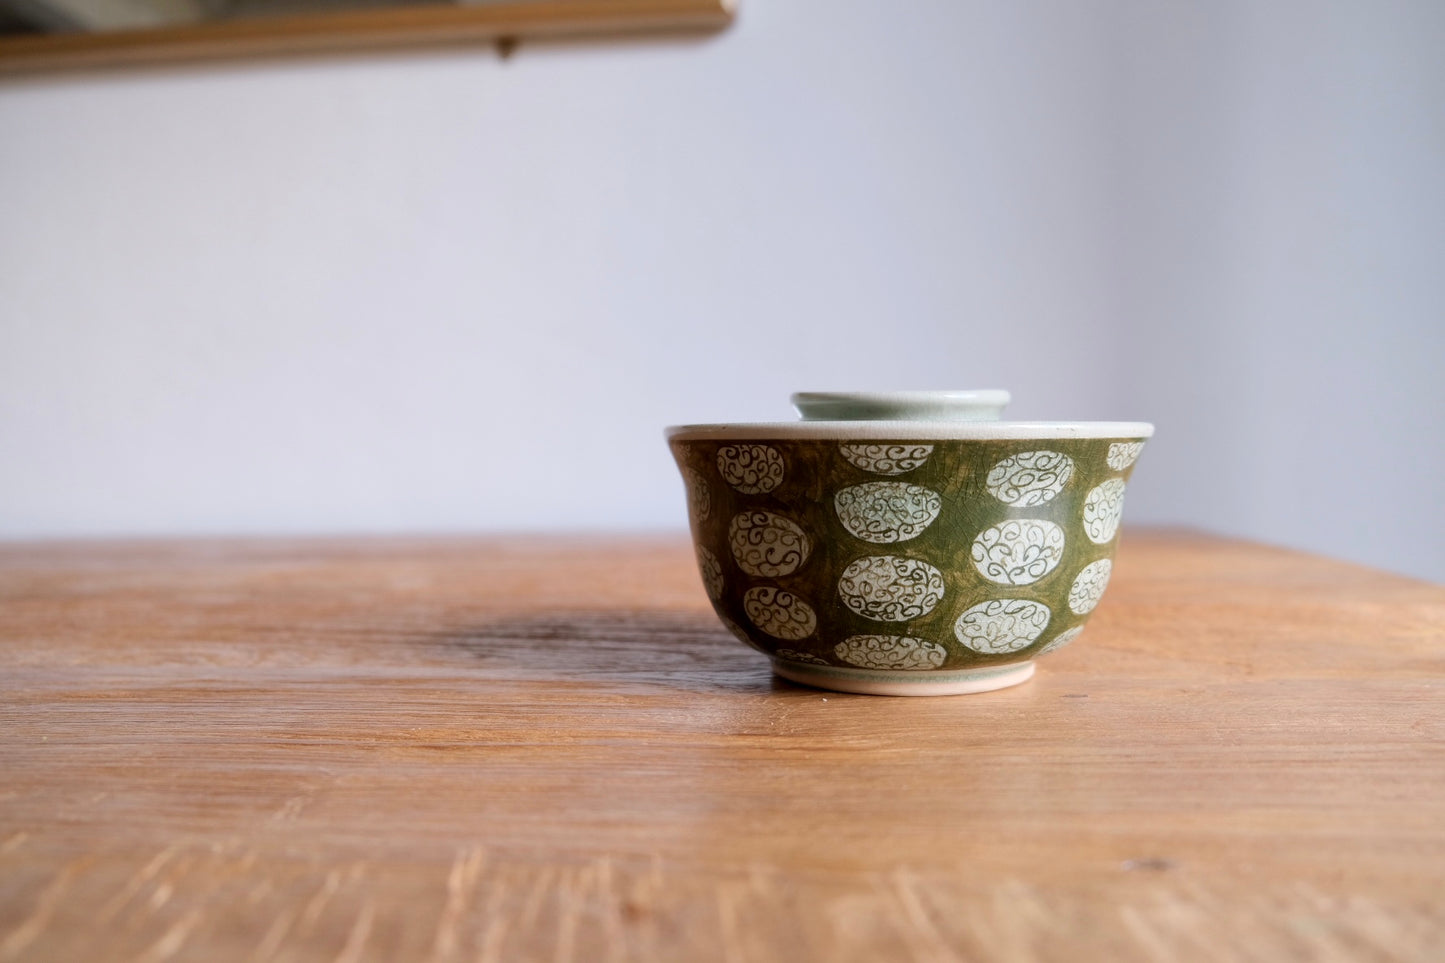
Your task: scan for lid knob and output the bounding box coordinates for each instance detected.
[790,390,1011,422]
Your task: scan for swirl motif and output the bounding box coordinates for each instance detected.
[838,444,935,476]
[837,555,946,622]
[743,586,817,640]
[1039,625,1085,656]
[682,467,711,522]
[1068,559,1112,614]
[834,635,947,671]
[717,444,785,494]
[774,648,829,666]
[971,519,1065,586]
[728,511,811,578]
[834,482,943,544]
[953,599,1052,654]
[985,450,1075,506]
[1082,479,1126,544]
[695,546,724,601]
[1107,441,1146,471]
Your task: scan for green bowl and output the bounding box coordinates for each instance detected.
[666,391,1152,696]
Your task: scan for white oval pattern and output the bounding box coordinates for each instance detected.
[1068,559,1113,614]
[838,444,935,476]
[971,519,1066,586]
[743,586,817,640]
[695,546,724,601]
[774,648,829,665]
[682,467,711,522]
[1107,441,1146,471]
[985,450,1075,506]
[1038,625,1084,656]
[834,482,942,544]
[728,511,811,578]
[837,555,946,622]
[1083,479,1126,544]
[717,444,785,494]
[834,635,947,671]
[953,599,1052,654]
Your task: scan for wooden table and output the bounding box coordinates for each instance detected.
[1,531,1441,961]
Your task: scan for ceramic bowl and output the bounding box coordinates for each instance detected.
[666,391,1153,696]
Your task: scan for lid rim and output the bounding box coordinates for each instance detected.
[791,389,1011,422]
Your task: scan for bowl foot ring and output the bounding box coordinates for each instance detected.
[771,659,1035,696]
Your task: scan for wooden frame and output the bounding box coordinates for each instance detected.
[0,0,734,74]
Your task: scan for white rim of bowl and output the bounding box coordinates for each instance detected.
[665,421,1154,441]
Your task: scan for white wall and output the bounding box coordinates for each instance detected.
[1109,0,1445,582]
[1,0,1441,580]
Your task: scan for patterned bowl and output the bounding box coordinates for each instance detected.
[666,391,1153,696]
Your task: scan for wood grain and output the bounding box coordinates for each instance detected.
[0,530,1442,961]
[0,0,733,74]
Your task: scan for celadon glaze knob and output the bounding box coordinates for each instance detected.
[666,391,1153,696]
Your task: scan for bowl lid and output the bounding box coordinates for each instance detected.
[791,390,1010,422]
[666,390,1154,440]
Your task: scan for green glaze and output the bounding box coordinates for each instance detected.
[670,437,1146,675]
